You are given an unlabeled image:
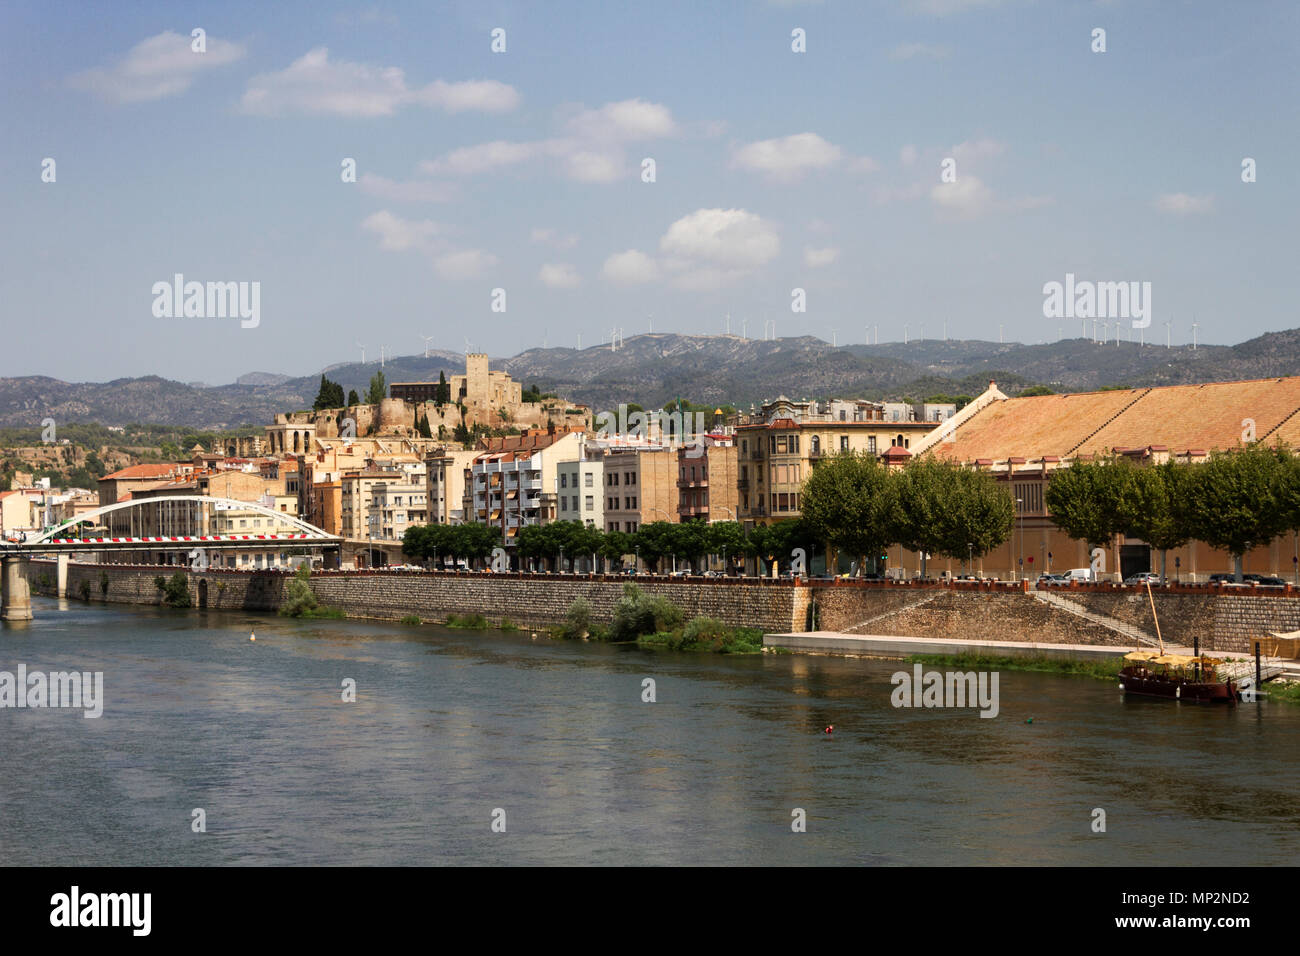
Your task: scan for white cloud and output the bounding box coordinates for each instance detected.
[538,263,582,288]
[1154,193,1214,215]
[805,246,840,267]
[602,250,660,284]
[890,42,951,60]
[562,149,624,183]
[659,208,780,268]
[419,140,547,176]
[951,138,1007,164]
[69,31,245,104]
[900,144,919,166]
[240,48,518,117]
[565,98,677,141]
[531,227,578,249]
[732,132,843,180]
[361,210,442,251]
[359,174,455,203]
[434,249,497,280]
[930,175,995,219]
[417,98,674,184]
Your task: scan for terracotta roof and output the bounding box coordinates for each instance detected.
[933,376,1300,462]
[100,464,178,481]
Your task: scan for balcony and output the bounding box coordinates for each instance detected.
[677,477,708,488]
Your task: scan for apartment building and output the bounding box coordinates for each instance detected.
[677,435,739,523]
[555,456,604,528]
[340,470,404,540]
[366,479,428,540]
[600,445,676,534]
[734,395,939,527]
[464,427,586,545]
[425,448,479,524]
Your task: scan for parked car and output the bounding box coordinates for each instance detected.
[1243,573,1286,587]
[1209,573,1248,585]
[1064,568,1095,583]
[1037,573,1069,586]
[1122,572,1163,586]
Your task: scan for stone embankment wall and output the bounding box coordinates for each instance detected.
[26,562,806,633]
[813,580,1300,654]
[26,562,1297,655]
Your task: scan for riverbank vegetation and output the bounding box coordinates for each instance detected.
[279,565,344,618]
[907,652,1124,681]
[551,585,763,653]
[446,612,490,629]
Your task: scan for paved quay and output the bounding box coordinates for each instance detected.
[764,631,1139,660]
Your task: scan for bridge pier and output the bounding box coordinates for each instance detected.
[1,555,33,622]
[56,553,69,598]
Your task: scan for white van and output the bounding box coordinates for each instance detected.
[1064,568,1094,583]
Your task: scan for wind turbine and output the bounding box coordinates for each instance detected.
[419,335,434,358]
[998,324,1003,344]
[356,342,366,364]
[904,322,910,345]
[830,327,838,347]
[464,337,474,354]
[741,317,748,340]
[1165,318,1172,348]
[1191,320,1199,350]
[725,312,731,336]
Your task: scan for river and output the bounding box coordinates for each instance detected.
[2,596,1297,865]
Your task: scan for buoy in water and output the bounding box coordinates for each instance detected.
[250,631,256,642]
[1025,717,1033,724]
[824,725,834,734]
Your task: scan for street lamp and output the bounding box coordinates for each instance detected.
[967,542,973,576]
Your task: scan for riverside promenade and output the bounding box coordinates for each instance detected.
[763,631,1137,660]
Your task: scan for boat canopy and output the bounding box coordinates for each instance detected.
[1124,651,1222,666]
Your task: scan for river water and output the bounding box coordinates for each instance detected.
[2,595,1297,865]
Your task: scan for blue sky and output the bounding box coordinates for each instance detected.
[3,0,1297,384]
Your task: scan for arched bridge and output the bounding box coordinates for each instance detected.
[1,495,342,621]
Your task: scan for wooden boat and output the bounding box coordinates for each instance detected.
[1116,580,1238,704]
[1118,651,1237,704]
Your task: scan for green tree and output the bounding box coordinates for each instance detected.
[705,521,745,574]
[1182,444,1290,580]
[347,389,360,406]
[1044,458,1133,557]
[280,564,319,616]
[436,370,450,406]
[800,451,898,571]
[313,375,345,410]
[1116,461,1193,581]
[365,370,388,405]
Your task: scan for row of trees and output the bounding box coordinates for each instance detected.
[400,517,826,574]
[312,372,387,412]
[800,451,1016,575]
[400,522,502,566]
[1045,443,1300,580]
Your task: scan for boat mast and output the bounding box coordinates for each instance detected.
[1145,579,1166,656]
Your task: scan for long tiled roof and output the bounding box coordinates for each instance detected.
[933,376,1300,462]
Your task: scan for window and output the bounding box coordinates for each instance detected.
[610,522,619,532]
[868,437,877,454]
[628,473,636,486]
[585,496,594,510]
[791,435,800,453]
[561,474,568,488]
[572,496,579,511]
[810,436,820,455]
[584,473,593,488]
[776,436,787,454]
[741,465,748,481]
[560,498,568,512]
[840,436,849,451]
[742,440,748,454]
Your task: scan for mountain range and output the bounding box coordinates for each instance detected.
[3,329,1299,431]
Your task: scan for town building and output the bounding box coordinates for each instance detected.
[600,445,676,535]
[424,448,479,524]
[464,427,587,545]
[677,434,739,523]
[734,396,941,527]
[555,456,605,529]
[916,376,1300,581]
